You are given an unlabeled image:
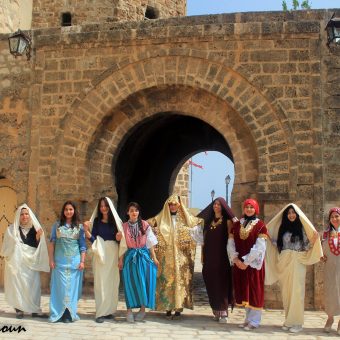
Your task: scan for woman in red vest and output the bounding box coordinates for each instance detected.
[227,198,267,330]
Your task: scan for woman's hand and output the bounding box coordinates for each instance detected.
[321,255,327,263]
[116,231,122,241]
[234,258,248,270]
[118,257,124,270]
[153,257,159,268]
[78,261,85,271]
[83,221,90,232]
[36,229,43,240]
[49,260,55,269]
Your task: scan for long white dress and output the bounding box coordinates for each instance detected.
[0,204,49,313]
[265,203,323,327]
[89,197,127,318]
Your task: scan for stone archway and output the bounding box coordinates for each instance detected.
[114,112,233,218]
[52,55,298,217]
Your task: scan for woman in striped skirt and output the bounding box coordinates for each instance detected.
[119,202,159,323]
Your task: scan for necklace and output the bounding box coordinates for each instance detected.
[239,218,259,240]
[328,230,340,256]
[210,217,222,230]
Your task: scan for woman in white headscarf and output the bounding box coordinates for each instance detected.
[265,203,322,333]
[0,204,49,319]
[83,197,127,323]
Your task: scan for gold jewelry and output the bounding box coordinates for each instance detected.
[210,217,223,230]
[239,218,259,240]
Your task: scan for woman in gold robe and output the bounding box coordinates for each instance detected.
[148,194,202,319]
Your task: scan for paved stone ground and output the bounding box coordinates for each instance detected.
[0,250,339,339]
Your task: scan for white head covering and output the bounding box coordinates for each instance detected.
[265,203,323,285]
[89,197,127,260]
[0,203,49,272]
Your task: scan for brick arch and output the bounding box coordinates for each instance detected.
[87,85,256,203]
[54,55,297,202]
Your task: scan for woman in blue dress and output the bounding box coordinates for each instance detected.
[48,201,86,323]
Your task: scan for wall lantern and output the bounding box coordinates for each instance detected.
[326,14,340,46]
[8,29,31,60]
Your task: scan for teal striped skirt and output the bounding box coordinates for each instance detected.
[122,247,157,309]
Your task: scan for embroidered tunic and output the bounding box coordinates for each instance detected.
[122,220,157,309]
[49,223,86,322]
[228,218,267,309]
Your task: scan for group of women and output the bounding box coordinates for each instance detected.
[0,197,339,335]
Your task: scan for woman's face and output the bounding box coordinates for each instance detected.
[287,208,297,222]
[99,200,109,215]
[64,204,75,220]
[19,208,30,225]
[213,200,222,215]
[168,202,179,214]
[128,206,139,221]
[330,212,340,228]
[244,204,256,217]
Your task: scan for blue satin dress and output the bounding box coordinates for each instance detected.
[49,223,86,322]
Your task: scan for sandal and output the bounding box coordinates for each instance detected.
[15,310,24,319]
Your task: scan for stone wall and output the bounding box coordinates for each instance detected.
[0,39,32,204]
[0,9,339,307]
[31,0,186,28]
[0,0,32,33]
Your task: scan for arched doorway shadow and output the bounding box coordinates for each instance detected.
[115,112,233,218]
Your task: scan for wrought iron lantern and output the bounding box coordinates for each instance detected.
[8,29,31,60]
[326,14,340,46]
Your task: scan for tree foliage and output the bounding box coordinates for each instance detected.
[282,0,311,10]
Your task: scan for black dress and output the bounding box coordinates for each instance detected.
[202,216,233,314]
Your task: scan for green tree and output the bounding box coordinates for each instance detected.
[282,0,312,10]
[292,0,299,10]
[301,0,311,9]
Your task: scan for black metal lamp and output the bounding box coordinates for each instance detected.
[225,175,231,205]
[8,29,31,60]
[326,14,340,46]
[211,189,215,203]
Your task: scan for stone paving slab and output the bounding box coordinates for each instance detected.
[0,250,338,339]
[0,293,339,340]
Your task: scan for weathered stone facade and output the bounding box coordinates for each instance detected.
[31,0,186,28]
[0,6,340,308]
[0,0,32,33]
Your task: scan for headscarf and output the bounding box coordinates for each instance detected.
[265,203,323,285]
[198,197,236,229]
[243,198,259,216]
[89,197,127,259]
[151,194,203,244]
[0,204,49,272]
[328,207,340,230]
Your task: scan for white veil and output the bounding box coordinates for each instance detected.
[0,203,49,272]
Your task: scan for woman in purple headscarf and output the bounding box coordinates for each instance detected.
[197,197,236,323]
[322,207,340,335]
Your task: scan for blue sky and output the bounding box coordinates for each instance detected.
[186,1,338,209]
[187,0,338,15]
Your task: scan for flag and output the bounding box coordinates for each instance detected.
[189,160,203,169]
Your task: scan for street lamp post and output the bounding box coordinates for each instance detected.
[210,189,215,203]
[225,175,231,205]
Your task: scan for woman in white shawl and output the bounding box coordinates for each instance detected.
[83,197,127,323]
[0,204,49,319]
[265,204,322,333]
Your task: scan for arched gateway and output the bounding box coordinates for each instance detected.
[53,56,295,218]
